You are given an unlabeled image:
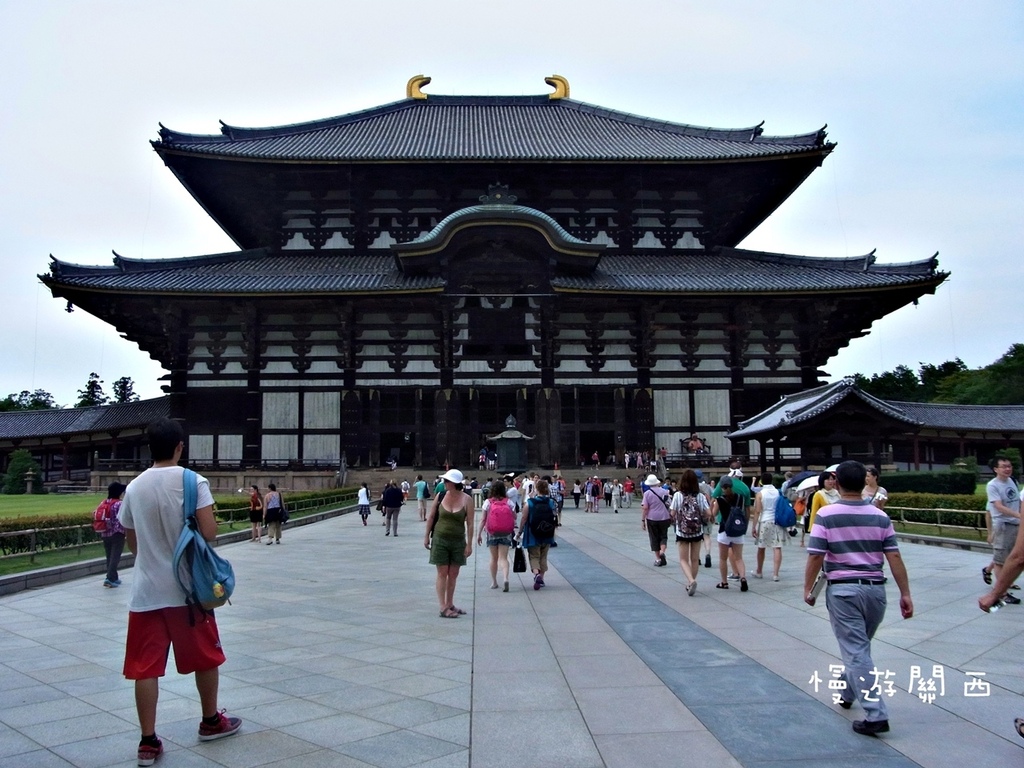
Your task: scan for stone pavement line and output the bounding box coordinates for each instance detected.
[549,539,914,768]
[554,515,1024,767]
[469,539,747,768]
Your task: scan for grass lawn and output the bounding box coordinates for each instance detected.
[894,521,987,542]
[0,541,107,576]
[0,492,257,521]
[0,493,106,520]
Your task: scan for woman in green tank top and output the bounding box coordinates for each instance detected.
[424,468,475,618]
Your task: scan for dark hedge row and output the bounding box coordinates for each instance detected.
[881,471,977,495]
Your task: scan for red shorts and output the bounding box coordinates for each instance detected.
[123,606,226,679]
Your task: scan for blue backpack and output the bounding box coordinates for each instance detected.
[773,494,797,528]
[172,469,235,618]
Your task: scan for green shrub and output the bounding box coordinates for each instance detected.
[887,492,986,530]
[882,471,976,495]
[0,514,95,555]
[951,456,979,478]
[3,449,45,495]
[887,492,984,511]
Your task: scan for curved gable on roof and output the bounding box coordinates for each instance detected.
[727,379,922,440]
[728,380,1024,442]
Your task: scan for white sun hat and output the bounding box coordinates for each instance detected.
[440,468,464,484]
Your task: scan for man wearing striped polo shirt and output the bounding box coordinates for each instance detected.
[804,460,914,737]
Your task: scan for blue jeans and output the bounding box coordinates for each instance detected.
[826,583,888,721]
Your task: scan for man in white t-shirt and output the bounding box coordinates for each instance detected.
[118,419,241,765]
[982,457,1022,604]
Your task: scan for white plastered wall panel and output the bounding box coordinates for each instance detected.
[694,389,731,456]
[304,391,341,430]
[303,434,340,463]
[263,392,299,429]
[262,434,298,462]
[655,389,690,427]
[217,435,243,463]
[189,435,214,462]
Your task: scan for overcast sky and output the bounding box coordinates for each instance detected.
[1,1,1021,406]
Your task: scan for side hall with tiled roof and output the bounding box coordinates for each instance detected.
[728,378,1024,472]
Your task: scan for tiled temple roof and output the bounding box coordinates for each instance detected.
[43,247,942,297]
[0,398,169,441]
[728,379,1024,440]
[153,95,832,163]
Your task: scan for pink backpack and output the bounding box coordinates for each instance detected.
[487,498,516,535]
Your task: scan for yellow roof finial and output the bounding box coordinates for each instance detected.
[407,74,431,100]
[544,74,570,100]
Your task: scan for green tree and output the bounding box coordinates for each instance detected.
[112,376,140,403]
[919,359,967,401]
[75,372,108,407]
[935,345,1024,404]
[3,448,44,494]
[861,365,920,401]
[0,389,59,411]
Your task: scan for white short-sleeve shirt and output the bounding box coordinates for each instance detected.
[118,466,215,612]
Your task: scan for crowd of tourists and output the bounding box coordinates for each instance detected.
[95,416,1024,760]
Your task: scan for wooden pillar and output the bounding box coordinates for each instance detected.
[341,390,364,467]
[515,389,530,465]
[367,390,381,467]
[630,388,654,457]
[534,388,562,468]
[414,389,424,467]
[434,389,462,467]
[614,388,626,465]
[60,439,70,481]
[913,436,921,471]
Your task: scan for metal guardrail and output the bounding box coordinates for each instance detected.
[0,491,357,563]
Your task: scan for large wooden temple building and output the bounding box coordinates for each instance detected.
[40,75,947,471]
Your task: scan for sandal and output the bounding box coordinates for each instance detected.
[716,582,729,589]
[983,567,993,585]
[740,578,749,592]
[439,608,460,618]
[449,606,466,615]
[1016,717,1024,739]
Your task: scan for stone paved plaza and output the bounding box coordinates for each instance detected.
[1,505,1022,767]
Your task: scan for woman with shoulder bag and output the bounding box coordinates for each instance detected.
[263,483,284,545]
[425,469,474,618]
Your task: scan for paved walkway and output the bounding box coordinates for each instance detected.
[1,505,1022,767]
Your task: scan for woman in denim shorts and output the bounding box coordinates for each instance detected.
[477,480,515,592]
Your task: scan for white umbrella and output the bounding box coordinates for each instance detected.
[825,463,841,472]
[795,475,821,493]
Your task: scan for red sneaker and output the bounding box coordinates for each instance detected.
[137,737,162,766]
[198,710,242,741]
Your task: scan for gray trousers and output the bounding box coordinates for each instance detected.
[826,583,888,721]
[385,507,400,534]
